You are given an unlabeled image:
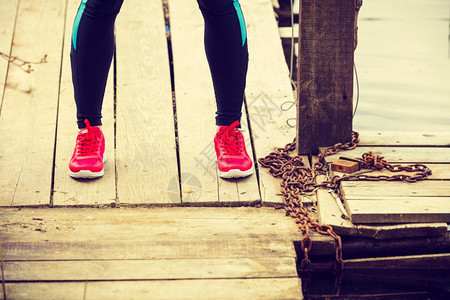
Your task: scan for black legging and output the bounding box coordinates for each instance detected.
[71,0,248,129]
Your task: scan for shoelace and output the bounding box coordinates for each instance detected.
[77,119,101,156]
[220,121,244,155]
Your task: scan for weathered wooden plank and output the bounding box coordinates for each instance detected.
[1,279,303,300]
[329,163,450,180]
[241,0,298,205]
[53,0,116,206]
[343,232,450,259]
[0,207,299,242]
[341,181,450,198]
[1,239,296,261]
[4,257,297,281]
[345,198,450,224]
[86,278,303,300]
[0,206,337,258]
[278,24,299,39]
[169,0,259,204]
[357,131,450,147]
[0,206,304,299]
[1,282,84,300]
[343,180,450,223]
[344,253,450,269]
[296,0,355,154]
[323,147,450,163]
[0,0,18,109]
[316,188,448,239]
[169,0,217,204]
[115,0,179,204]
[0,0,66,206]
[314,154,448,238]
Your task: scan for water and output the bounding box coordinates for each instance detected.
[353,0,450,132]
[301,268,450,299]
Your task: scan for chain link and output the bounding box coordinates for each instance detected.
[258,132,432,270]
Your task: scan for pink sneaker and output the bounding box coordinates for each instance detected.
[69,119,105,179]
[214,121,253,178]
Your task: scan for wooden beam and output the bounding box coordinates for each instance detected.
[296,0,356,154]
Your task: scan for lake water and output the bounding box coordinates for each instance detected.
[353,0,450,132]
[301,268,450,299]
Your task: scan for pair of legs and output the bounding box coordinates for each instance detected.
[69,0,253,179]
[71,0,248,128]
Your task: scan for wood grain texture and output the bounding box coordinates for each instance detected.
[242,0,298,205]
[314,155,448,238]
[0,0,66,206]
[1,282,85,300]
[329,163,450,180]
[1,279,303,300]
[169,0,218,203]
[169,0,259,204]
[345,197,450,224]
[323,146,450,163]
[341,181,450,198]
[316,188,447,239]
[357,131,450,147]
[4,257,297,281]
[0,0,18,109]
[0,207,300,260]
[297,0,355,154]
[0,207,303,299]
[342,180,450,223]
[2,239,297,261]
[0,207,300,247]
[53,0,116,206]
[115,0,179,204]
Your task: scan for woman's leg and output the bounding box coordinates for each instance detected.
[198,0,253,178]
[71,0,124,129]
[197,0,249,126]
[69,0,124,179]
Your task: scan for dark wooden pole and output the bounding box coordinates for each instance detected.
[296,0,357,154]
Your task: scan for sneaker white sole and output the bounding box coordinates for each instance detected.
[69,156,106,179]
[218,167,254,179]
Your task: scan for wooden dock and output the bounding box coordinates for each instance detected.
[0,0,304,298]
[0,207,303,299]
[0,0,296,208]
[0,0,449,299]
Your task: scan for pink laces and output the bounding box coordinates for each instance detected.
[76,119,102,156]
[219,121,244,155]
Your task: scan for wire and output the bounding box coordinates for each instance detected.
[289,0,295,83]
[353,62,360,118]
[280,99,296,127]
[283,0,297,128]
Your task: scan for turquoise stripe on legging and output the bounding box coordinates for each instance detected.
[233,0,247,47]
[72,0,88,50]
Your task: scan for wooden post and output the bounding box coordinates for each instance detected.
[296,0,357,154]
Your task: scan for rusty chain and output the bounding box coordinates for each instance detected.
[258,132,432,270]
